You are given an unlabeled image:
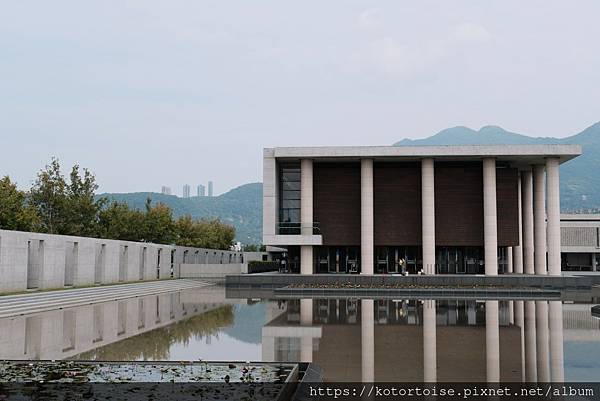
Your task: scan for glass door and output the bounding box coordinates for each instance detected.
[376,247,388,273]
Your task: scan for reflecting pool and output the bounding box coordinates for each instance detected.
[1,285,599,382]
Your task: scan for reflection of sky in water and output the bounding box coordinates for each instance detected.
[164,303,265,362]
[167,332,261,362]
[564,342,600,382]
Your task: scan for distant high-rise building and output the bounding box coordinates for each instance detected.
[161,186,172,195]
[208,181,214,197]
[182,184,190,198]
[197,184,206,197]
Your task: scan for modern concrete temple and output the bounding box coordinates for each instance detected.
[263,145,582,276]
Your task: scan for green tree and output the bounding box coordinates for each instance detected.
[28,158,68,234]
[0,176,39,231]
[174,215,235,249]
[65,164,106,237]
[143,199,176,244]
[98,201,145,241]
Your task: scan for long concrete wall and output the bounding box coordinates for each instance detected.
[0,229,245,293]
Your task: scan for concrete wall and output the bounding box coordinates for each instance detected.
[0,229,246,293]
[180,263,248,278]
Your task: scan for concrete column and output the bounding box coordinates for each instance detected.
[483,158,498,276]
[423,300,437,382]
[546,158,561,276]
[361,299,374,382]
[522,170,535,274]
[421,158,436,275]
[533,165,547,275]
[524,301,537,382]
[486,300,500,382]
[300,246,313,275]
[513,173,524,273]
[507,247,513,273]
[536,301,550,382]
[300,299,313,363]
[301,159,313,235]
[361,159,374,275]
[549,301,564,382]
[301,159,314,275]
[509,300,515,325]
[515,301,526,382]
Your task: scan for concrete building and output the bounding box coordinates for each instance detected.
[560,214,600,271]
[263,145,582,276]
[183,184,191,198]
[208,181,214,197]
[161,186,172,195]
[197,184,206,197]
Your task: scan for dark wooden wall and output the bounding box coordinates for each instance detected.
[496,167,520,246]
[434,162,484,246]
[312,161,519,247]
[373,162,422,245]
[313,163,361,245]
[434,163,519,247]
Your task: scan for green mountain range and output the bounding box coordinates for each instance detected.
[99,182,263,244]
[395,121,600,212]
[100,121,600,244]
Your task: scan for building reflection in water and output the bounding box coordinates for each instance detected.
[0,289,232,361]
[262,298,567,382]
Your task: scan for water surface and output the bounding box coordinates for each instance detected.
[1,286,598,382]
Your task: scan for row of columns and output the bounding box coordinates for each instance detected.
[298,156,561,276]
[297,299,564,382]
[513,159,562,276]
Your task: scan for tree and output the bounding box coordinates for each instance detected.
[0,176,39,231]
[29,158,68,234]
[174,215,235,249]
[243,244,266,252]
[143,200,176,244]
[98,201,145,241]
[65,164,106,237]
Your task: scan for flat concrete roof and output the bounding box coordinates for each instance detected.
[561,214,600,222]
[267,144,582,165]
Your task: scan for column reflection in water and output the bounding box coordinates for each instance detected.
[514,300,526,382]
[524,301,538,382]
[536,301,550,381]
[549,301,565,382]
[486,300,500,382]
[300,299,313,363]
[423,300,437,382]
[361,299,375,382]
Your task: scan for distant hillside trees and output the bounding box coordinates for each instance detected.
[0,159,236,250]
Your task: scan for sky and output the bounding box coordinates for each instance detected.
[1,1,599,195]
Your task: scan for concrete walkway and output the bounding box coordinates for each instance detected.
[0,279,212,318]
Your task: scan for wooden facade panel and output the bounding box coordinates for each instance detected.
[313,163,361,245]
[434,163,484,246]
[496,168,520,246]
[373,162,422,245]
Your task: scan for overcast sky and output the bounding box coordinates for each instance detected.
[1,1,599,195]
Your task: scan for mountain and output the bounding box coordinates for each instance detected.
[99,182,263,244]
[394,122,600,211]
